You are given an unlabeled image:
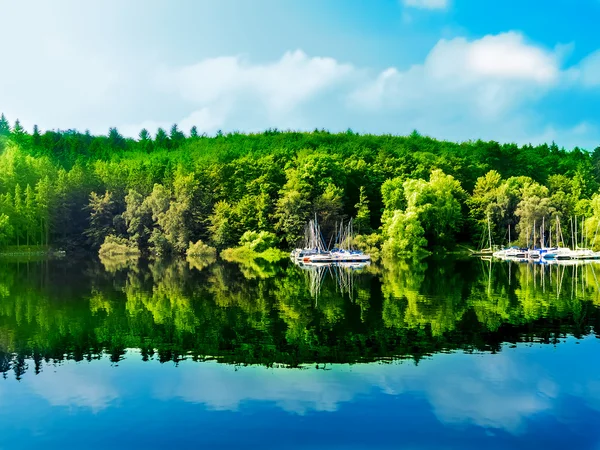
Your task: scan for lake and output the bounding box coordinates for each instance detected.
[0,255,599,449]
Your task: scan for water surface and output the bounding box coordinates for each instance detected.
[0,256,599,449]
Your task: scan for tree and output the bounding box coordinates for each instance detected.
[123,189,151,249]
[12,120,27,145]
[190,126,199,138]
[84,192,117,249]
[468,171,522,246]
[0,114,10,136]
[32,125,41,147]
[209,201,235,248]
[354,186,371,234]
[155,128,169,149]
[24,184,36,246]
[13,184,23,247]
[0,214,13,247]
[108,127,126,150]
[274,190,310,247]
[515,182,554,246]
[314,183,345,239]
[169,124,185,148]
[143,184,171,255]
[139,128,151,142]
[35,177,53,246]
[381,170,465,253]
[382,210,427,256]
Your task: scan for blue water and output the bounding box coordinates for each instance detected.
[1,336,599,449]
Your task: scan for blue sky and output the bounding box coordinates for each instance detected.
[1,0,600,149]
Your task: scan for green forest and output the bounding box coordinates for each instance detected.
[1,113,600,256]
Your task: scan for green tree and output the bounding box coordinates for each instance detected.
[85,192,117,249]
[155,128,169,149]
[123,189,151,249]
[0,114,10,136]
[515,181,554,247]
[24,184,36,246]
[169,124,185,148]
[354,186,371,234]
[0,214,12,247]
[209,201,235,248]
[35,177,53,246]
[13,184,23,247]
[274,190,310,247]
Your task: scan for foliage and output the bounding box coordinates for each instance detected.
[98,235,140,257]
[0,117,599,255]
[186,240,217,257]
[239,230,279,253]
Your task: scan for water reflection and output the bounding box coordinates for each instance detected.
[0,257,599,377]
[1,338,599,449]
[1,257,600,448]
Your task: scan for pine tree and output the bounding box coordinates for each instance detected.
[24,184,36,246]
[0,114,10,136]
[354,186,372,234]
[14,184,23,247]
[35,177,53,246]
[155,128,169,149]
[170,124,185,148]
[32,124,41,147]
[139,128,150,141]
[12,119,25,135]
[108,127,126,150]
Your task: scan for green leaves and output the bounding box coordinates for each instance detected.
[382,169,465,255]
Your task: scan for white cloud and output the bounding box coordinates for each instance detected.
[130,32,564,140]
[147,50,354,134]
[151,339,600,435]
[351,32,559,119]
[26,363,119,412]
[569,50,600,87]
[403,0,449,10]
[118,31,600,149]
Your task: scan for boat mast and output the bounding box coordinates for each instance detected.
[542,217,545,249]
[487,213,492,250]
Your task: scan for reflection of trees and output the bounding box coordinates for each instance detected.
[0,257,599,378]
[219,251,283,279]
[380,258,470,336]
[186,254,216,272]
[99,253,139,274]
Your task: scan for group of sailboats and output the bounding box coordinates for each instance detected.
[290,216,371,264]
[489,215,600,262]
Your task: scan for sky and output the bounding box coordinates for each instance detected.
[1,0,600,149]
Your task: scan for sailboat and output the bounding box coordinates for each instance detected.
[541,216,574,260]
[290,214,328,259]
[306,218,371,263]
[493,223,528,259]
[471,214,496,257]
[293,217,371,263]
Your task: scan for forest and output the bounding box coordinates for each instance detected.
[1,112,600,256]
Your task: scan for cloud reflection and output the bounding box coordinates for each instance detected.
[11,338,600,436]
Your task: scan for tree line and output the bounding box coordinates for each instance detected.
[1,113,600,254]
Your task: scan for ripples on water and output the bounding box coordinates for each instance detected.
[0,256,599,449]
